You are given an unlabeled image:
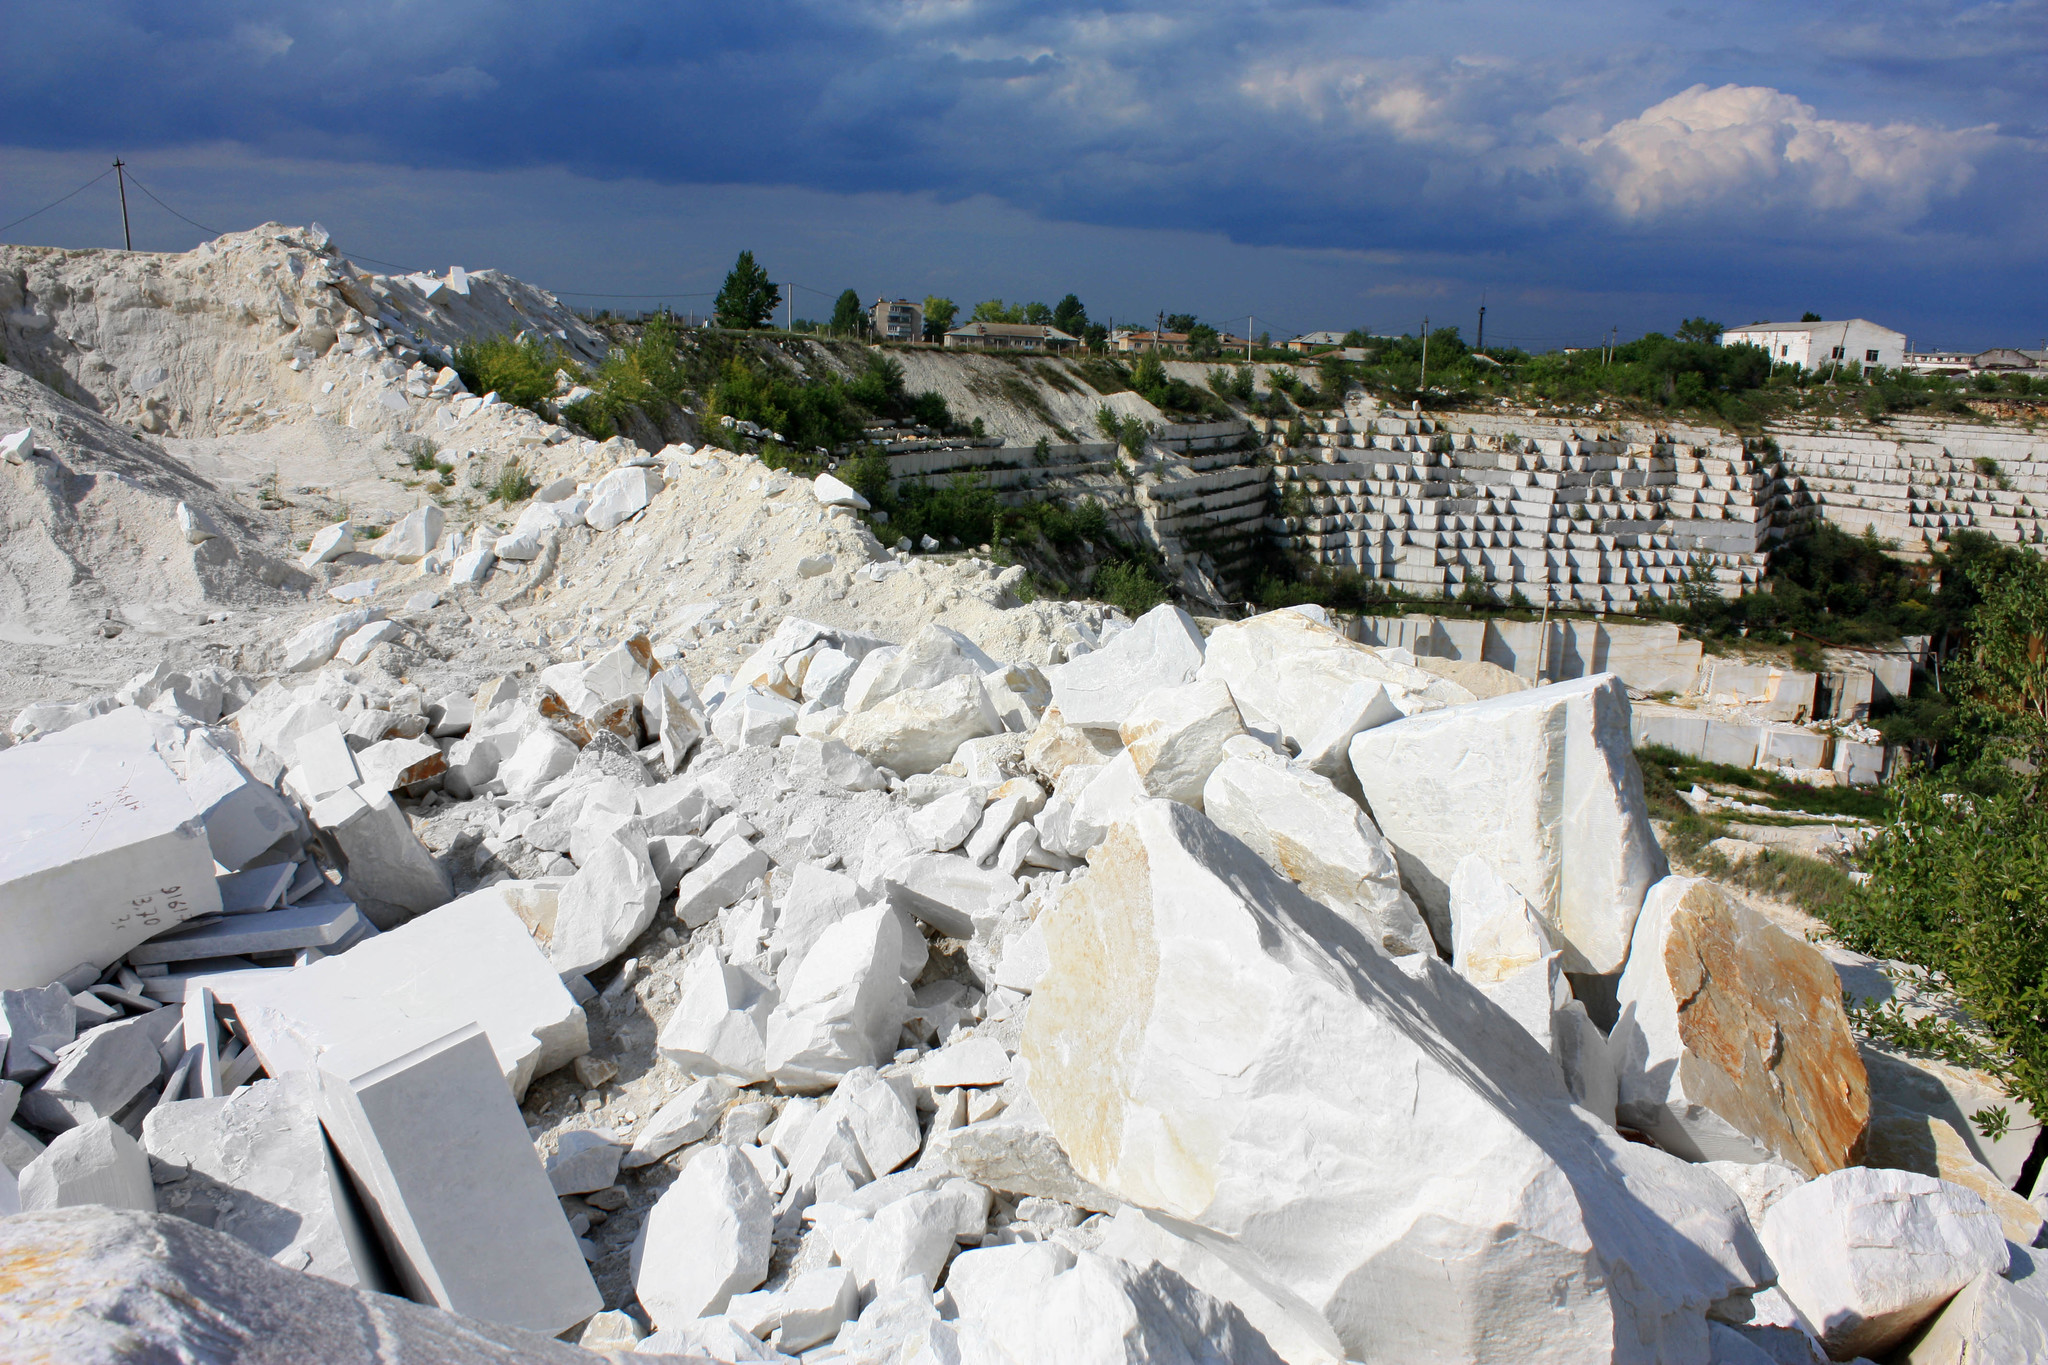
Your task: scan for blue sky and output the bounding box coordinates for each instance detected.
[3,1,2043,350]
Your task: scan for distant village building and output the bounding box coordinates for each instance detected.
[1112,329,1192,355]
[1972,348,2048,371]
[1902,348,1978,374]
[1720,319,1906,370]
[1107,329,1252,356]
[871,298,923,343]
[943,321,1078,352]
[1902,346,2048,374]
[1287,331,1348,353]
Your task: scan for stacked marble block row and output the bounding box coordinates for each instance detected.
[1266,414,1780,611]
[1136,461,1271,574]
[1770,416,2048,549]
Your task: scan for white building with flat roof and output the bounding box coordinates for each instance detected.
[1721,319,1906,371]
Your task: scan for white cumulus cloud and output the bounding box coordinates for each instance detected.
[1581,83,1995,225]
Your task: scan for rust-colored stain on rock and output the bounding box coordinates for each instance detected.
[1666,880,1869,1175]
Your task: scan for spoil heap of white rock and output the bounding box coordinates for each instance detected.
[2,592,2044,1364]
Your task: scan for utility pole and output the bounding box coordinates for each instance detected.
[112,158,131,251]
[1248,315,1254,362]
[1475,304,1486,354]
[785,286,792,334]
[1156,309,1166,352]
[1419,315,1430,396]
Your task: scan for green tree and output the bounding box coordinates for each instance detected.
[1187,324,1220,357]
[1130,352,1169,404]
[1317,353,1352,405]
[1165,313,1198,334]
[1837,770,2048,1119]
[1021,301,1053,325]
[1947,552,2048,754]
[714,250,779,329]
[1052,294,1088,334]
[830,289,865,335]
[1083,322,1109,352]
[1801,311,1823,322]
[922,296,957,341]
[1675,317,1724,344]
[972,299,1026,324]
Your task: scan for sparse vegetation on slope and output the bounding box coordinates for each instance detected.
[450,334,578,413]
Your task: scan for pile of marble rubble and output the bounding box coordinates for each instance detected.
[3,592,2045,1365]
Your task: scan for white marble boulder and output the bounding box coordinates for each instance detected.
[1762,1167,2009,1360]
[1348,672,1666,971]
[1022,798,1769,1363]
[838,675,1003,776]
[1046,605,1206,730]
[142,1074,381,1287]
[632,1143,773,1329]
[1195,608,1437,789]
[945,1241,1288,1365]
[1118,679,1246,807]
[1202,744,1432,958]
[1897,1270,2048,1364]
[1448,854,1618,1122]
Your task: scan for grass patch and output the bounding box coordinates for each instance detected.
[1637,746,1861,917]
[488,460,538,504]
[1634,744,1888,821]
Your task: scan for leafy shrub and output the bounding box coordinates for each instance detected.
[1094,560,1168,616]
[1010,496,1107,547]
[451,334,575,413]
[840,446,892,510]
[558,399,612,439]
[403,436,441,471]
[1945,549,2048,754]
[1826,770,2048,1117]
[889,474,1001,548]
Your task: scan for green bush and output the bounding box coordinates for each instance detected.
[888,474,1001,548]
[1945,548,2048,753]
[451,334,576,413]
[840,446,891,510]
[558,398,614,439]
[1826,770,2048,1117]
[1094,560,1168,616]
[1009,496,1107,547]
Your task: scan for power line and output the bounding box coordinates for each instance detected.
[0,166,116,235]
[337,249,432,273]
[116,168,226,237]
[555,289,715,299]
